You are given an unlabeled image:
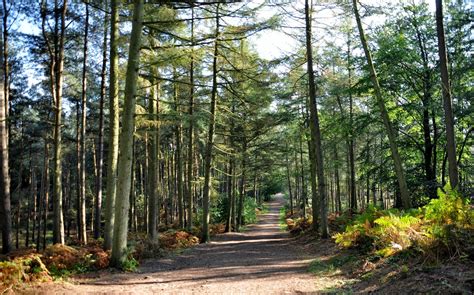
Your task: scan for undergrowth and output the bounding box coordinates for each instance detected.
[1,228,202,292]
[333,185,473,260]
[0,242,109,292]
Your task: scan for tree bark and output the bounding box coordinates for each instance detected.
[186,5,195,232]
[334,145,342,213]
[110,0,144,267]
[0,3,11,253]
[305,0,328,238]
[298,127,306,219]
[104,0,120,251]
[201,4,220,243]
[285,143,294,216]
[237,138,247,230]
[435,0,459,189]
[52,0,67,245]
[353,0,411,209]
[225,156,234,232]
[174,73,184,228]
[41,140,50,250]
[78,1,89,245]
[95,7,108,240]
[147,80,159,242]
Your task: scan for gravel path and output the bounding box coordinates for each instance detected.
[29,195,318,294]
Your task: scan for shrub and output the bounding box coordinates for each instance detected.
[422,186,474,255]
[333,185,473,259]
[122,249,139,272]
[287,217,312,235]
[0,253,51,292]
[42,243,110,276]
[159,230,200,250]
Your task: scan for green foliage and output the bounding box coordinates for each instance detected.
[260,173,285,197]
[205,195,259,226]
[422,186,474,252]
[424,186,473,234]
[334,186,473,258]
[121,256,139,272]
[242,198,259,225]
[122,247,139,272]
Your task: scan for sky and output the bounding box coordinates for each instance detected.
[249,0,439,60]
[15,0,445,82]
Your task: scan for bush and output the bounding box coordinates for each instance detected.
[333,185,473,259]
[132,230,199,260]
[159,230,200,250]
[242,197,259,224]
[286,217,312,235]
[0,253,51,292]
[42,243,110,277]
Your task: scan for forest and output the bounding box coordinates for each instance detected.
[0,0,473,293]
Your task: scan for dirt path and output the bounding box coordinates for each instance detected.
[29,195,319,294]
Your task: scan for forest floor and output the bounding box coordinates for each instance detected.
[23,195,323,294]
[21,194,474,294]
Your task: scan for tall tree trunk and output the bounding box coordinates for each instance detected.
[285,143,294,216]
[104,0,119,251]
[76,102,80,239]
[307,120,319,230]
[129,143,136,231]
[26,156,33,247]
[435,0,459,189]
[298,127,306,219]
[305,0,328,238]
[78,1,89,245]
[110,0,144,267]
[225,156,234,232]
[36,153,44,252]
[186,5,195,232]
[65,169,71,238]
[0,7,11,254]
[147,80,159,242]
[237,139,247,230]
[40,140,50,250]
[353,0,411,209]
[174,74,184,228]
[32,167,37,244]
[2,0,9,120]
[95,8,108,240]
[201,4,220,243]
[52,0,67,245]
[168,151,174,223]
[334,145,341,213]
[348,41,356,212]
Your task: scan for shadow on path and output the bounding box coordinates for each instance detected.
[42,194,318,294]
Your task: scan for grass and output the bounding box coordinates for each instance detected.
[308,255,356,275]
[279,207,287,231]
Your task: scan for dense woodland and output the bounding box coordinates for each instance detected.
[0,0,472,273]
